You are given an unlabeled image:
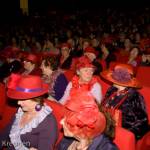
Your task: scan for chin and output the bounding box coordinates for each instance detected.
[85,78,92,82]
[64,131,74,137]
[21,107,28,112]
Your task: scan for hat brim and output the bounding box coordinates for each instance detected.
[100,70,141,88]
[7,83,49,100]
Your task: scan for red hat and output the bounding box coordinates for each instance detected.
[61,43,70,49]
[25,53,39,63]
[64,92,106,139]
[100,63,141,88]
[76,56,95,70]
[0,49,14,59]
[84,46,98,57]
[7,73,49,100]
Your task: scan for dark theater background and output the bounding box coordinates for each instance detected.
[0,0,149,19]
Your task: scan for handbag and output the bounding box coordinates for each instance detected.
[102,91,128,127]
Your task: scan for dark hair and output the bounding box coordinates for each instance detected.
[0,60,22,82]
[43,56,59,71]
[9,60,22,73]
[32,93,48,106]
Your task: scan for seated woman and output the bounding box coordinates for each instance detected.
[40,56,68,101]
[83,46,103,75]
[22,53,42,76]
[127,47,141,67]
[59,43,73,70]
[59,56,102,104]
[100,63,149,140]
[141,52,150,66]
[0,74,58,150]
[57,92,118,150]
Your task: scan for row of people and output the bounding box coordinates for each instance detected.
[0,54,149,149]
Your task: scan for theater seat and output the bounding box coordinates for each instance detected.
[136,66,150,87]
[97,76,110,96]
[114,127,136,150]
[136,131,150,150]
[0,83,6,118]
[63,69,75,82]
[0,100,17,131]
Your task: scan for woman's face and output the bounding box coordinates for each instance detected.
[23,60,34,71]
[18,99,37,112]
[61,48,70,57]
[84,52,96,62]
[129,48,139,59]
[40,60,53,76]
[83,41,90,50]
[60,118,74,137]
[91,38,99,47]
[124,39,132,48]
[78,67,94,83]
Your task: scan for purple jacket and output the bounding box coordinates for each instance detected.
[0,110,58,150]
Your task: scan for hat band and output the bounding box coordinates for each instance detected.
[16,87,43,93]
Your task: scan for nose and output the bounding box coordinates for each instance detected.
[18,100,23,105]
[60,118,65,125]
[87,70,93,75]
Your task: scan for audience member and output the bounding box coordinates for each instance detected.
[0,74,58,150]
[60,56,102,104]
[100,63,149,140]
[57,92,118,150]
[41,56,68,101]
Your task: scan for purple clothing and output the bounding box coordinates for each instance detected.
[42,71,68,101]
[0,113,58,150]
[53,73,68,101]
[103,86,149,140]
[57,134,118,150]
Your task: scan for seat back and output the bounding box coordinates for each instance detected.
[97,76,110,96]
[136,66,150,87]
[63,69,75,82]
[0,83,6,116]
[114,127,136,150]
[136,131,150,150]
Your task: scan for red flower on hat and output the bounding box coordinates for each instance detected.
[66,105,99,129]
[64,91,106,138]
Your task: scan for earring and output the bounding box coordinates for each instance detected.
[35,104,42,111]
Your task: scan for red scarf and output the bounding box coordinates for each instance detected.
[70,75,99,96]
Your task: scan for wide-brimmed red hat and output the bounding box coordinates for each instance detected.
[100,63,141,88]
[7,73,49,100]
[76,56,95,70]
[64,92,106,139]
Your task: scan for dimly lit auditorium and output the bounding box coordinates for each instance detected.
[0,0,150,150]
